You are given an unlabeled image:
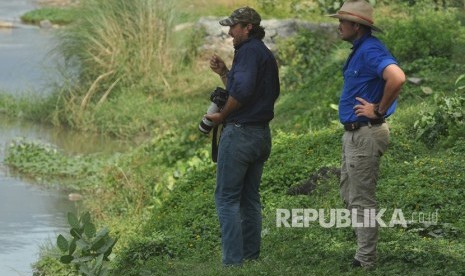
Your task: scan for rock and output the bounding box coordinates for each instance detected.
[68,193,83,201]
[408,77,423,85]
[287,167,341,196]
[0,20,14,28]
[421,86,433,95]
[39,20,53,29]
[188,17,338,56]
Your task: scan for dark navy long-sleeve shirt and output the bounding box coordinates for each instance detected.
[225,38,280,124]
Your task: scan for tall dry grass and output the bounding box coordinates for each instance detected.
[56,0,176,109]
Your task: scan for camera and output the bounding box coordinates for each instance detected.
[198,87,229,134]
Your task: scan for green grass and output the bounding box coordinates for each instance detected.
[21,7,77,25]
[2,0,464,275]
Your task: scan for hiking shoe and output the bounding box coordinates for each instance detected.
[351,259,376,271]
[351,259,362,268]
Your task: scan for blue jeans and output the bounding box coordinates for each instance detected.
[215,123,271,265]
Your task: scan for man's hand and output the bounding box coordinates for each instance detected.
[204,112,224,126]
[210,54,228,76]
[354,97,379,119]
[204,95,242,126]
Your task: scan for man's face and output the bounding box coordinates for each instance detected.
[228,23,250,47]
[338,19,358,42]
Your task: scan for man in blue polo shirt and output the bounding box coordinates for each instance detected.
[205,6,280,267]
[328,0,406,269]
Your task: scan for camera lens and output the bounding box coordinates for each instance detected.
[198,118,214,134]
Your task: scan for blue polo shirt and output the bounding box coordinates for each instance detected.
[225,38,280,124]
[339,33,398,124]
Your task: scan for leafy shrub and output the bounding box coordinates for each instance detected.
[277,29,336,91]
[414,93,465,148]
[273,29,343,132]
[256,0,376,16]
[256,0,320,18]
[379,9,465,63]
[393,0,464,8]
[57,212,118,276]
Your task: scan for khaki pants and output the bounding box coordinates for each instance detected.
[340,123,389,267]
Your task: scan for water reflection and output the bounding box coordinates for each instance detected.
[0,116,132,275]
[0,176,75,276]
[0,0,62,96]
[0,27,61,96]
[0,117,75,275]
[1,116,131,155]
[0,0,37,22]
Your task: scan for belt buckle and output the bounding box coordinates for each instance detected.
[345,122,360,131]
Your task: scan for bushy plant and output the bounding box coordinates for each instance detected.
[256,0,314,17]
[256,0,377,17]
[274,31,343,132]
[379,9,465,63]
[277,29,336,91]
[390,0,464,8]
[57,212,118,276]
[414,92,465,148]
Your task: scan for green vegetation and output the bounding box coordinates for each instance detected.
[5,138,111,190]
[57,212,118,276]
[21,7,77,25]
[2,0,465,275]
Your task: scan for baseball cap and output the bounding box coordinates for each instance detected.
[219,6,261,26]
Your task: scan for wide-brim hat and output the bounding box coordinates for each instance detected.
[219,6,261,26]
[327,0,382,33]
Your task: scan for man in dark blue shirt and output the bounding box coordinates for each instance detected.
[205,6,280,267]
[328,0,405,269]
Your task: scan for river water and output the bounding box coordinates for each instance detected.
[0,0,61,95]
[0,119,76,276]
[0,1,118,275]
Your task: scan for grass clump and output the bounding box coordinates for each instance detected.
[21,7,77,25]
[50,0,190,137]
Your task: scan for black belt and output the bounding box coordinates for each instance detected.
[343,118,385,131]
[227,121,269,128]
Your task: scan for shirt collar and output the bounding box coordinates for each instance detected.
[343,32,372,72]
[351,32,372,51]
[234,37,253,50]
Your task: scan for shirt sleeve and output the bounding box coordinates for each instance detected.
[364,44,397,78]
[228,47,259,104]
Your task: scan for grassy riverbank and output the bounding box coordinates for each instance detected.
[3,0,465,275]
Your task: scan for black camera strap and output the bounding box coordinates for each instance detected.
[211,124,223,163]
